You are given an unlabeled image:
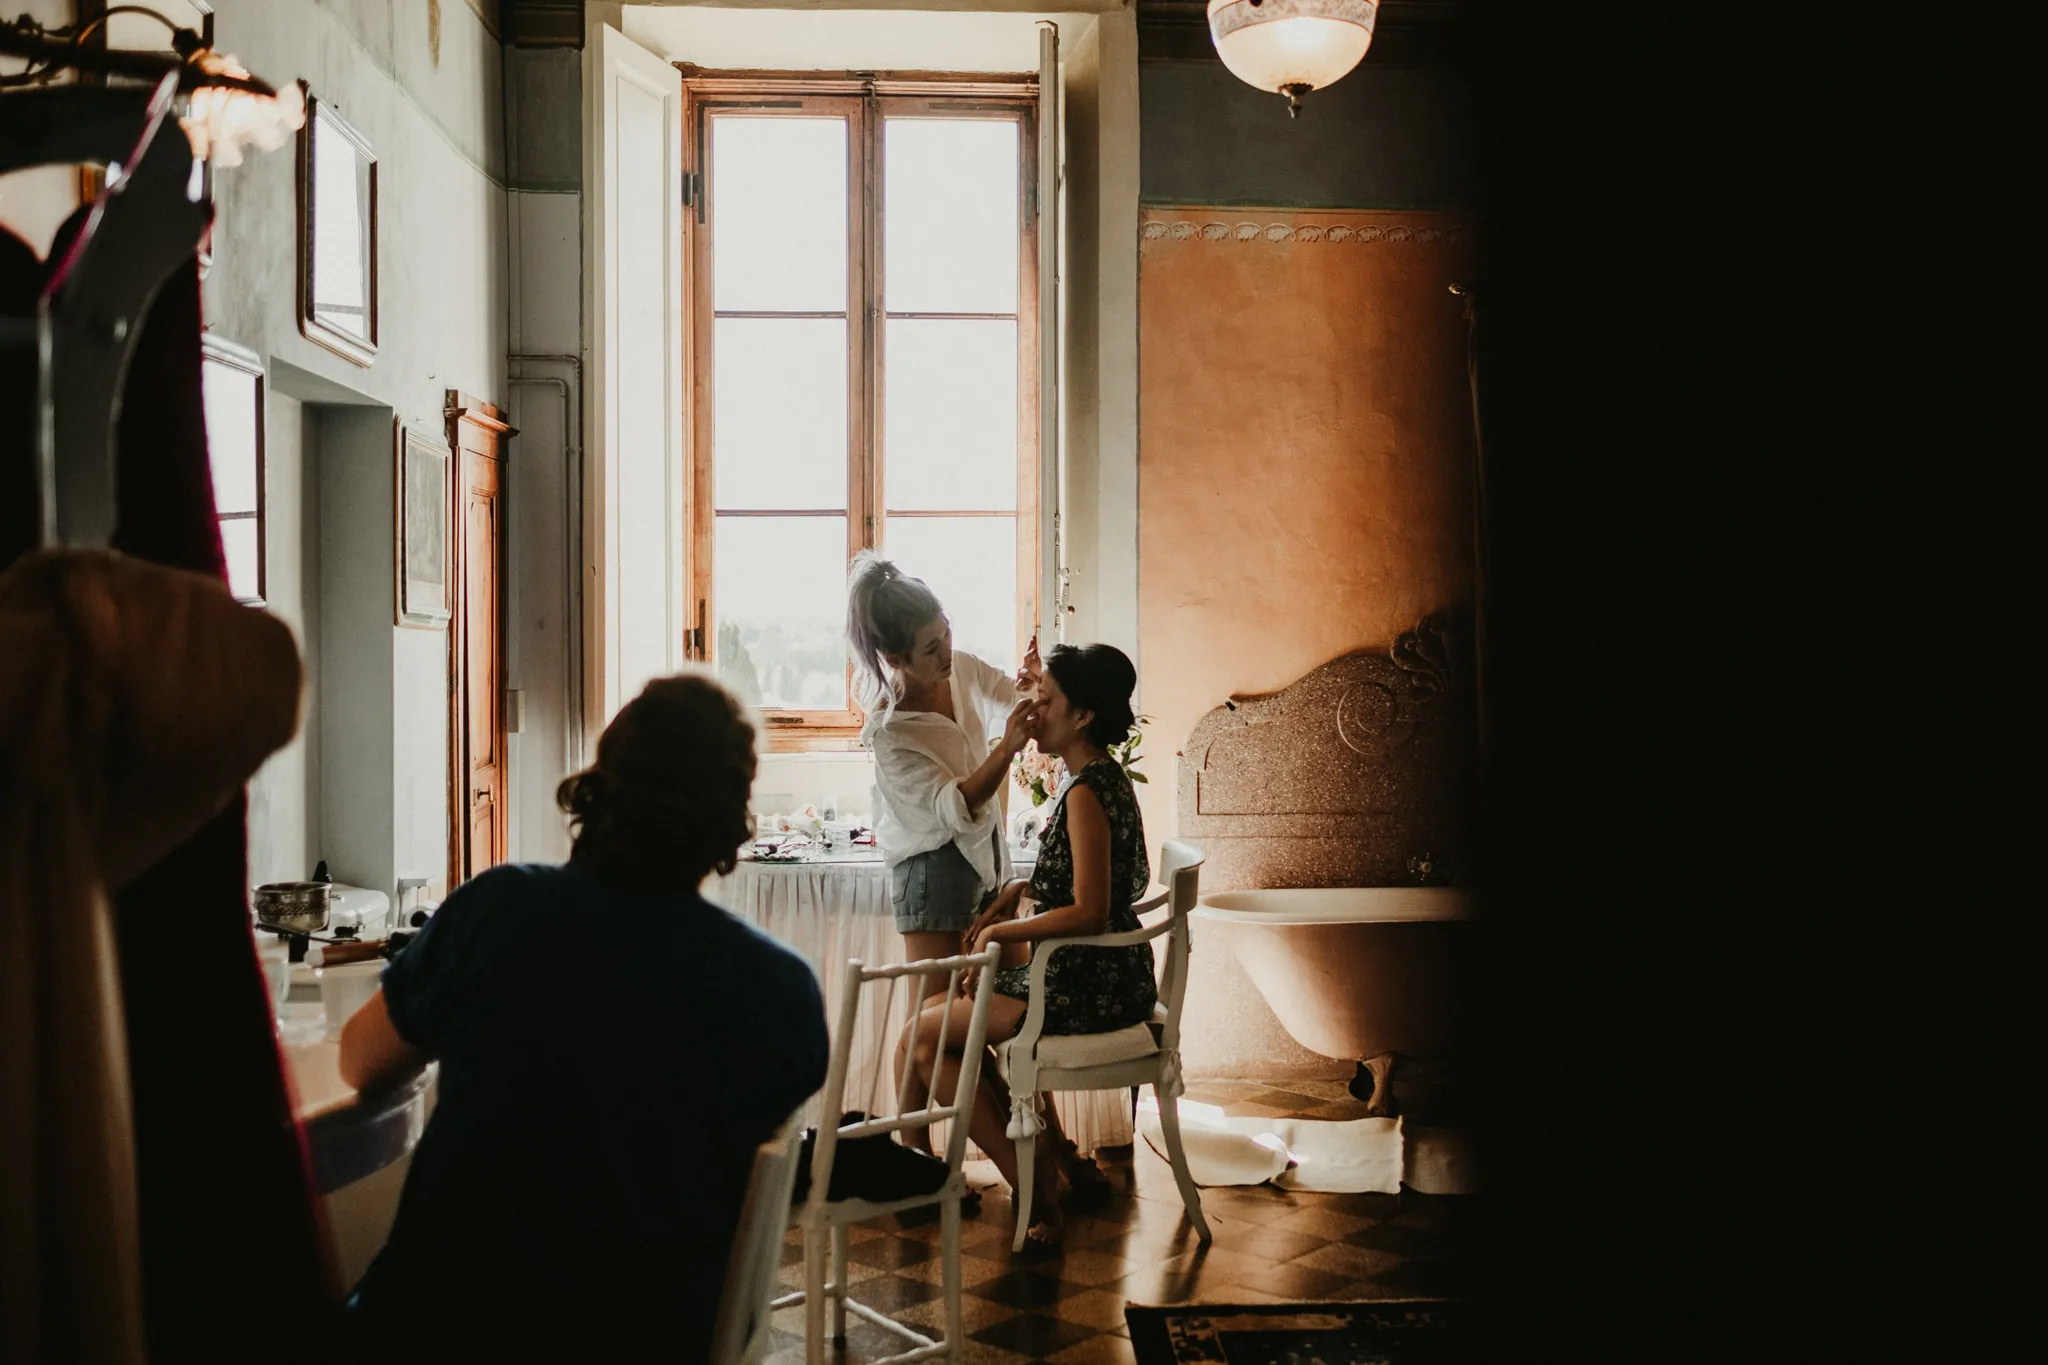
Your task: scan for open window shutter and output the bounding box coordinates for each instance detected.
[1038,23,1064,643]
[586,23,687,737]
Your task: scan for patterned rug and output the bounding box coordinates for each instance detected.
[1124,1301,1478,1364]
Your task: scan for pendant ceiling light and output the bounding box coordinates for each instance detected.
[1207,0,1379,118]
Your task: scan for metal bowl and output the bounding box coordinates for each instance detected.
[254,881,332,934]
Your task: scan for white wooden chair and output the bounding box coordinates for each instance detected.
[995,838,1210,1253]
[776,945,1002,1365]
[709,1114,807,1365]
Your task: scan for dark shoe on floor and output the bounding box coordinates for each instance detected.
[1060,1160,1116,1210]
[793,1113,951,1204]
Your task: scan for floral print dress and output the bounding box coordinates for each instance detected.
[993,758,1157,1034]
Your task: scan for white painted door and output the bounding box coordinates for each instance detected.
[586,23,687,737]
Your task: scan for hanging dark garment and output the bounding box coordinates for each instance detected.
[112,261,345,1364]
[1,219,342,1362]
[0,227,41,556]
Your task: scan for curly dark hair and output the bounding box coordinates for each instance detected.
[1044,642,1138,749]
[555,673,757,889]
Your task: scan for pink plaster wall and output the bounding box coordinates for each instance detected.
[1136,207,1478,1077]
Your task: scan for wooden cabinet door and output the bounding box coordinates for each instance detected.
[448,394,514,887]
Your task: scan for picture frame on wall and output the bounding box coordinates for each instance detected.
[200,334,265,606]
[397,422,452,629]
[298,83,379,365]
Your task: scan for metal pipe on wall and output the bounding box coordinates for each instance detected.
[1448,282,1489,883]
[507,353,584,783]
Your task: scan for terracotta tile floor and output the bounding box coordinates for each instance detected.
[762,1080,1479,1363]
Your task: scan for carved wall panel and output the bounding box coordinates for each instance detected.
[1178,610,1474,890]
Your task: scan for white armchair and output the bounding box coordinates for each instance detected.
[993,839,1210,1253]
[777,946,1003,1365]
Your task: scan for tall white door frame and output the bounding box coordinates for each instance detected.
[584,21,687,745]
[1038,21,1064,643]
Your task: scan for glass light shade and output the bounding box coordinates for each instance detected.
[1207,0,1378,100]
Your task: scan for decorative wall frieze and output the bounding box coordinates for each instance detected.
[1141,215,1473,246]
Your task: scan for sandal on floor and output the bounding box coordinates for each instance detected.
[1059,1156,1116,1207]
[1016,1218,1065,1257]
[1014,1178,1066,1255]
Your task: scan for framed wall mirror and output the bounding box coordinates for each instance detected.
[397,423,453,629]
[298,85,379,364]
[200,335,265,606]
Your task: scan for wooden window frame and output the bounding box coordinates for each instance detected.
[682,70,1041,751]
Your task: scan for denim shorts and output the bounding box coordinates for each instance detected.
[890,841,989,935]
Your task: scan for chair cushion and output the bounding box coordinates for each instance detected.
[997,1021,1158,1074]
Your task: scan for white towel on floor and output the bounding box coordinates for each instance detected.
[1138,1110,1405,1194]
[1138,1113,1294,1186]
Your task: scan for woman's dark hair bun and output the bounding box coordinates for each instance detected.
[1045,642,1138,749]
[556,673,757,889]
[554,768,609,817]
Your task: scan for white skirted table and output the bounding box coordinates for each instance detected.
[706,850,1135,1155]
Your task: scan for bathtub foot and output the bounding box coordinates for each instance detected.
[1350,1053,1402,1117]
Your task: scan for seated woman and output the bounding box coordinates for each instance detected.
[339,675,828,1363]
[898,643,1155,1245]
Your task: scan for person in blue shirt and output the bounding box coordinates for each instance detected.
[339,673,828,1362]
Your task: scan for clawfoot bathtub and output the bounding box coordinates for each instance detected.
[1192,887,1474,1117]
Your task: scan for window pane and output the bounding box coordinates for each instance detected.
[884,516,1016,672]
[202,360,260,514]
[715,516,849,710]
[219,517,260,602]
[885,119,1019,315]
[712,117,847,313]
[715,318,848,510]
[884,319,1016,511]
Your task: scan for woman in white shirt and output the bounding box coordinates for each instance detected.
[847,552,1040,981]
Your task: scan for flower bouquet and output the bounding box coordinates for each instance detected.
[1014,741,1065,807]
[1010,714,1151,806]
